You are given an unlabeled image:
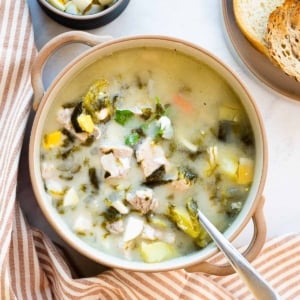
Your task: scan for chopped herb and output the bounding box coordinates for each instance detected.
[178,166,197,184]
[61,128,75,146]
[71,102,84,133]
[62,101,77,109]
[145,165,170,187]
[141,107,153,120]
[81,135,95,147]
[102,206,122,223]
[125,132,140,146]
[59,174,74,181]
[89,167,99,190]
[114,110,134,125]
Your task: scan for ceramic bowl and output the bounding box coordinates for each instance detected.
[37,0,130,29]
[29,31,268,275]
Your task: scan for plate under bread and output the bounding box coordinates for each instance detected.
[221,0,300,101]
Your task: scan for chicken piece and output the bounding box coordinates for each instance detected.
[57,107,101,141]
[136,137,168,178]
[100,145,133,177]
[171,179,190,191]
[57,107,89,141]
[100,145,133,178]
[106,219,124,234]
[126,188,158,214]
[100,144,133,157]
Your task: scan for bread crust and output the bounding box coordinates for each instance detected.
[233,0,283,55]
[266,0,300,81]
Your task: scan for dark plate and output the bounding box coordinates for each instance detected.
[37,0,130,30]
[222,0,300,101]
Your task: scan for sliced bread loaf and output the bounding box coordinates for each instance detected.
[266,0,300,81]
[233,0,283,55]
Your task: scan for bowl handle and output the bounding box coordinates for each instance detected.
[185,196,266,275]
[31,31,112,111]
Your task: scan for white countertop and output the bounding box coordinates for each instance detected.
[21,0,300,276]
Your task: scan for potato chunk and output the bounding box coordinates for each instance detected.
[140,241,176,263]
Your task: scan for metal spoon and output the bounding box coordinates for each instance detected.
[197,210,281,300]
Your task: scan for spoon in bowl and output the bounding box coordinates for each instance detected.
[197,210,281,300]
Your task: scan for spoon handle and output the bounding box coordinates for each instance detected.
[197,210,281,300]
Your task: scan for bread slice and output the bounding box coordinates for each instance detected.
[233,0,284,55]
[266,0,300,81]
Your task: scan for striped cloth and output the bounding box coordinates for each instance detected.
[1,1,300,299]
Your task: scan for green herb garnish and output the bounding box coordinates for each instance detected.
[125,132,140,146]
[114,110,134,125]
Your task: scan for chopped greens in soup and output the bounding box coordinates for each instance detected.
[40,47,255,263]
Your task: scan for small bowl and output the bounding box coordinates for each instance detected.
[37,0,130,30]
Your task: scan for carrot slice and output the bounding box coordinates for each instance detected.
[173,95,194,113]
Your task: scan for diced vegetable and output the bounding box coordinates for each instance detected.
[45,179,65,197]
[140,241,176,263]
[123,215,144,242]
[219,105,240,122]
[217,150,239,180]
[98,0,114,5]
[147,214,169,228]
[83,79,112,123]
[218,120,238,142]
[237,157,254,184]
[63,187,79,207]
[85,4,103,15]
[72,0,92,12]
[65,2,80,14]
[77,114,95,133]
[173,94,193,113]
[48,0,66,11]
[168,204,200,238]
[206,146,218,176]
[177,166,197,185]
[73,212,93,235]
[43,131,63,149]
[71,102,84,132]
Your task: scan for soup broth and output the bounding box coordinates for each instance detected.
[40,47,255,263]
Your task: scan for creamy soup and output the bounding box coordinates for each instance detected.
[40,47,255,263]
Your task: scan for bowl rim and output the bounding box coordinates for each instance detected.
[29,34,268,272]
[38,0,125,20]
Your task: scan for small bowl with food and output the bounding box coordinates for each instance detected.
[37,0,130,29]
[29,32,267,274]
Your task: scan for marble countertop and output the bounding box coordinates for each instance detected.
[20,0,300,276]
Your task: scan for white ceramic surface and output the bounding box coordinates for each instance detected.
[19,0,300,276]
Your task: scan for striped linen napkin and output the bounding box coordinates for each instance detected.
[1,1,300,299]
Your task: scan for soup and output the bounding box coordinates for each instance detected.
[40,47,255,263]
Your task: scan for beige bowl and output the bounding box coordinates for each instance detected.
[29,31,267,275]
